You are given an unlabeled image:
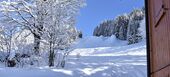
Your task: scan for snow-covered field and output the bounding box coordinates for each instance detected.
[0,36,147,77]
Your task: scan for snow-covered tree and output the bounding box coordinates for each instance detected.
[139,18,146,39]
[114,14,129,40]
[0,0,85,56]
[0,23,21,66]
[0,0,43,55]
[78,30,83,38]
[93,20,115,37]
[39,0,85,67]
[0,0,85,67]
[93,8,145,44]
[127,9,144,44]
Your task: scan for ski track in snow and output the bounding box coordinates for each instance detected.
[0,37,147,77]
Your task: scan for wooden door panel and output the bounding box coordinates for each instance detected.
[152,14,170,72]
[149,0,170,75]
[153,0,165,27]
[153,0,163,16]
[151,66,170,77]
[153,0,170,27]
[151,0,170,72]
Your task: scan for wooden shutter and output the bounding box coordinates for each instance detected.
[153,0,168,27]
[148,0,170,76]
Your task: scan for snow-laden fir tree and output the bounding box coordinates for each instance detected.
[93,20,115,37]
[114,14,129,40]
[127,9,144,44]
[93,14,129,40]
[93,8,145,44]
[78,30,83,38]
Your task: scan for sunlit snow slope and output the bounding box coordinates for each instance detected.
[67,36,147,77]
[0,36,147,77]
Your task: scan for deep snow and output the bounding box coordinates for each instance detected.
[0,36,147,77]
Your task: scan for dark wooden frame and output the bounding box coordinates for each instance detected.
[145,0,151,77]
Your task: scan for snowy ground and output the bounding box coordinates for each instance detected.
[0,36,147,77]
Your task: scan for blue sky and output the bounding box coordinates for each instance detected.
[76,0,145,36]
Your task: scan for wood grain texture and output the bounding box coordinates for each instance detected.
[148,0,170,76]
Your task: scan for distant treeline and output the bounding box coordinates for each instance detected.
[93,7,145,44]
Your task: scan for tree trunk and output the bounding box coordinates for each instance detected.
[33,34,41,55]
[49,41,55,67]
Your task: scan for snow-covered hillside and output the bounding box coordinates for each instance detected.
[0,36,147,77]
[73,36,127,48]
